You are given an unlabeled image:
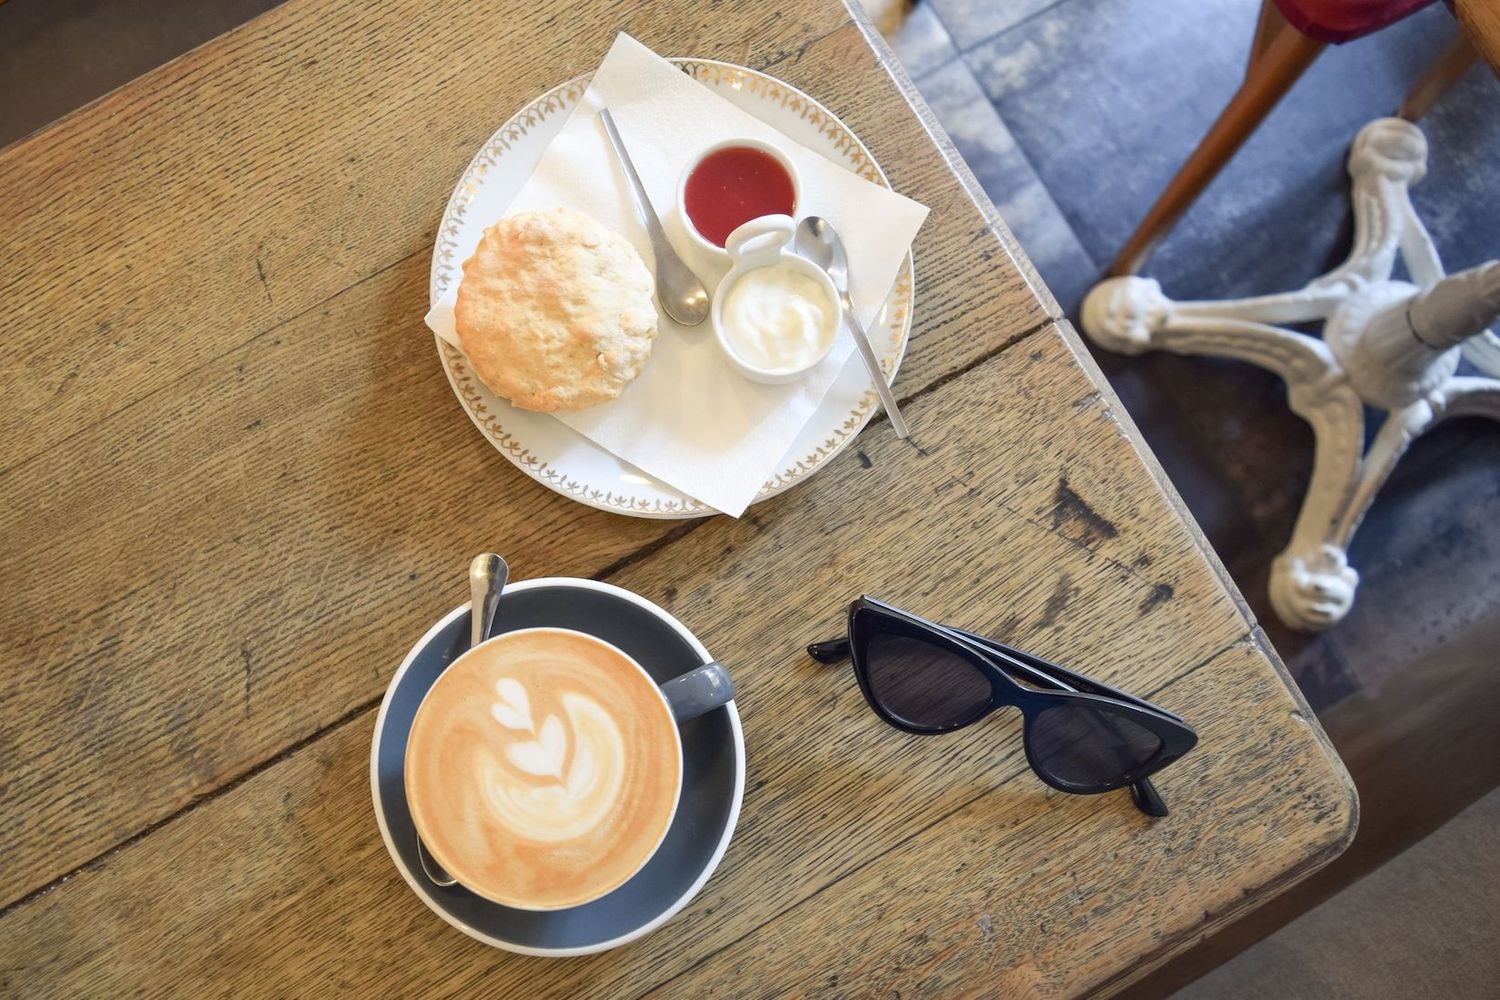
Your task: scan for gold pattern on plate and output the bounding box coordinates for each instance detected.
[432,60,916,516]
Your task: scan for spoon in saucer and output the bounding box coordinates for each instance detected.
[598,107,710,326]
[794,216,910,439]
[415,552,509,888]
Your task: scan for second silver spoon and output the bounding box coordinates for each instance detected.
[795,216,910,439]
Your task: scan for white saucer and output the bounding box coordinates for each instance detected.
[430,59,915,518]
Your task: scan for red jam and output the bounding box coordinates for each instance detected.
[683,146,796,248]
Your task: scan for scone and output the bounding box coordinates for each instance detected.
[455,207,657,412]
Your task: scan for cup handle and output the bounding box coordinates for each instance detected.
[659,662,735,722]
[723,214,794,267]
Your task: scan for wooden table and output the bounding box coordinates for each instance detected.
[0,1,1355,995]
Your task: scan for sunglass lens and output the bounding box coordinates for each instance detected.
[1028,702,1164,790]
[863,629,993,731]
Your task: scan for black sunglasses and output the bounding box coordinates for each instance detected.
[808,597,1198,817]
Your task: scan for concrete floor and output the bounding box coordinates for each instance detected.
[1177,786,1500,998]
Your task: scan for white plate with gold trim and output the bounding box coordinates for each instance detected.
[431,59,914,518]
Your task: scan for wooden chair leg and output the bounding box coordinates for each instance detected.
[1247,0,1290,73]
[1109,19,1324,276]
[1399,34,1480,120]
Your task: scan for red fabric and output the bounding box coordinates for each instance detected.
[1272,0,1439,43]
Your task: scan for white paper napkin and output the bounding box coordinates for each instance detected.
[426,32,928,516]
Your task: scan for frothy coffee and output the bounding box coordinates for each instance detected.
[405,628,682,909]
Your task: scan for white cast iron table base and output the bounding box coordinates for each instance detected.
[1082,118,1500,631]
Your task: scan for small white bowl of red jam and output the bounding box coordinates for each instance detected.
[677,138,801,260]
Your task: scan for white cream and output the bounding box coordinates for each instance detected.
[721,264,837,372]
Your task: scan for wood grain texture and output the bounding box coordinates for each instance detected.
[0,1,1049,907]
[1455,0,1500,74]
[0,253,672,906]
[656,639,1353,1000]
[0,330,1353,997]
[0,0,819,468]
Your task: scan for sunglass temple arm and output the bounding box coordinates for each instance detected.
[1131,779,1169,817]
[806,637,850,663]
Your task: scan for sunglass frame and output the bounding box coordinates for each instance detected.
[838,596,1198,796]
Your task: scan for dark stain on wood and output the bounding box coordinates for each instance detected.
[53,364,80,398]
[1138,583,1174,615]
[1049,476,1119,546]
[990,612,1026,642]
[253,255,272,304]
[1037,573,1078,629]
[758,37,817,71]
[933,474,978,499]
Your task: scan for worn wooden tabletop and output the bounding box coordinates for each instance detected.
[0,0,1355,995]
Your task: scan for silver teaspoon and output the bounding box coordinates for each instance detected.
[416,552,510,888]
[794,216,910,439]
[467,552,508,649]
[598,108,710,326]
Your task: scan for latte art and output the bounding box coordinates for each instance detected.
[405,628,682,910]
[482,680,626,843]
